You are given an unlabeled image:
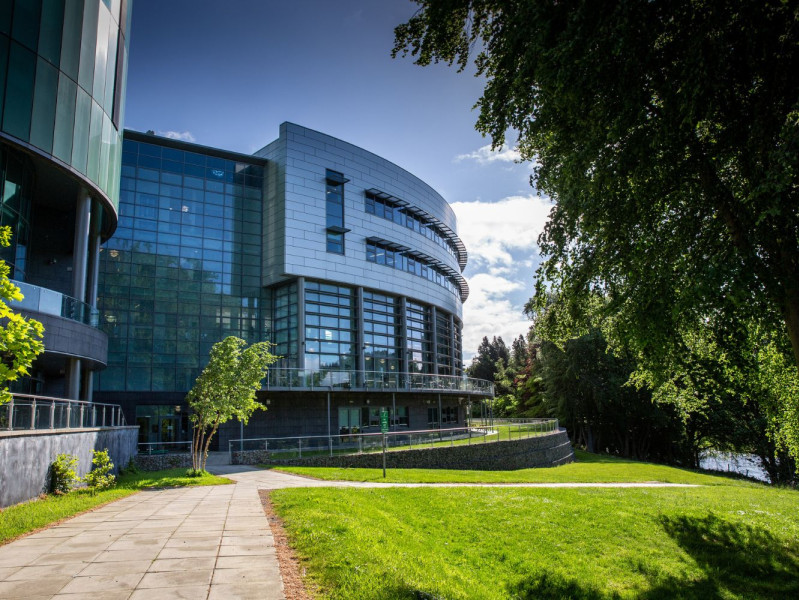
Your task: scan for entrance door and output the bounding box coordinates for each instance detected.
[338,407,360,435]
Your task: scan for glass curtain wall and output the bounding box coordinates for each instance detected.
[96,137,265,392]
[0,146,31,279]
[405,300,433,373]
[435,311,453,375]
[304,280,356,373]
[363,290,401,376]
[271,281,298,368]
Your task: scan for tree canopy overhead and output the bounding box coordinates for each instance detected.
[393,0,799,365]
[394,1,799,463]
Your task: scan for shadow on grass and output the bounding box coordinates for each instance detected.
[653,513,799,599]
[507,515,799,599]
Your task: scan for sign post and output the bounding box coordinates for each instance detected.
[380,409,389,478]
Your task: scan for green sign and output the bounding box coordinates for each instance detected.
[380,410,389,433]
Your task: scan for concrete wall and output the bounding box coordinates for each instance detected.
[0,427,138,508]
[233,428,575,471]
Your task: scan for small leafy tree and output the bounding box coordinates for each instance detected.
[187,337,277,472]
[0,226,44,405]
[50,453,79,494]
[82,449,115,494]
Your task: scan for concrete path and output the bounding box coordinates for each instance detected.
[209,463,700,489]
[0,463,698,600]
[0,482,283,600]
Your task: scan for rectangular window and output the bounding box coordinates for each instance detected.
[325,169,347,254]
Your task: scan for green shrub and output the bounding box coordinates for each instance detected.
[82,449,115,494]
[119,457,140,476]
[50,453,79,494]
[186,468,207,478]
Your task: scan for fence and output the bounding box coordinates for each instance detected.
[2,394,125,431]
[137,440,193,455]
[262,368,494,395]
[229,419,559,461]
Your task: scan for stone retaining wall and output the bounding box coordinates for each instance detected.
[134,453,193,471]
[0,427,138,508]
[233,428,574,470]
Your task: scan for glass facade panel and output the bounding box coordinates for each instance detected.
[406,300,433,373]
[52,72,76,162]
[29,57,58,153]
[97,138,266,392]
[2,41,35,140]
[436,311,453,375]
[363,290,401,375]
[38,0,64,65]
[0,0,128,215]
[0,146,33,280]
[304,280,356,372]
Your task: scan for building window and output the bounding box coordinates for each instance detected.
[442,406,458,424]
[304,280,357,373]
[325,169,348,254]
[365,240,462,298]
[427,407,439,428]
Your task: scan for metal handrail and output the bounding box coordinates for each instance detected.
[2,393,126,432]
[229,420,559,461]
[137,440,193,455]
[262,368,494,395]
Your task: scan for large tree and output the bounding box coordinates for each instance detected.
[394,0,799,460]
[187,336,277,471]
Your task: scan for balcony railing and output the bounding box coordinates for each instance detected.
[2,394,125,431]
[263,368,494,395]
[10,280,100,327]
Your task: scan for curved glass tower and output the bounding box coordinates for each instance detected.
[1,0,132,399]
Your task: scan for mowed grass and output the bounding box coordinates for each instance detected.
[270,456,799,599]
[0,468,230,544]
[273,450,731,485]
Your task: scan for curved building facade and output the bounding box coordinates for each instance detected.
[95,124,492,447]
[1,0,132,399]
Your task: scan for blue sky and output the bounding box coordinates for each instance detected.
[124,0,552,360]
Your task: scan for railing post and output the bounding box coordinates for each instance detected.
[358,435,362,454]
[298,438,302,458]
[49,400,55,429]
[30,399,36,429]
[80,404,85,428]
[66,402,72,429]
[7,399,12,430]
[102,405,106,426]
[92,406,96,427]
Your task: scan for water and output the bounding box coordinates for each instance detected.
[699,451,769,483]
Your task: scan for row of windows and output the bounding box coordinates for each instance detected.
[365,191,459,261]
[123,151,263,189]
[124,139,264,179]
[121,166,263,200]
[366,241,459,297]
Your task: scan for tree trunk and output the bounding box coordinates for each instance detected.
[201,418,221,471]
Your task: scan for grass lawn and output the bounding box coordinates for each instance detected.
[0,468,230,544]
[272,450,734,485]
[270,455,799,599]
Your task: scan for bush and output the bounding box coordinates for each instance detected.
[50,453,79,494]
[186,468,208,478]
[119,457,140,476]
[83,449,115,494]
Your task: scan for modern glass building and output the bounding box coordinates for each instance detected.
[1,0,131,399]
[94,124,493,448]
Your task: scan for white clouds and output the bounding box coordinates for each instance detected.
[452,195,552,268]
[159,130,196,142]
[455,143,521,165]
[453,194,553,361]
[462,273,531,361]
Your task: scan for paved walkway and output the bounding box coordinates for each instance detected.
[0,463,698,599]
[0,482,282,600]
